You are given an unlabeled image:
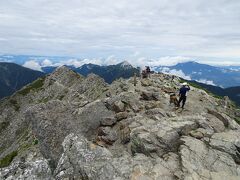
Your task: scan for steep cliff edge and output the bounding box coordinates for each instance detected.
[0,67,239,180]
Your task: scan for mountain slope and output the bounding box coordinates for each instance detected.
[155,61,240,87]
[0,62,45,99]
[0,68,240,179]
[180,79,240,106]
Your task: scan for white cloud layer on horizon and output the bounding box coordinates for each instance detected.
[0,0,240,65]
[21,55,192,70]
[159,67,191,80]
[196,79,216,86]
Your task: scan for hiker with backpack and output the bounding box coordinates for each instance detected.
[177,82,190,109]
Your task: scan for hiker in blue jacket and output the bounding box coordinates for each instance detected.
[178,82,190,109]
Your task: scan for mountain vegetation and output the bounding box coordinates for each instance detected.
[180,78,240,106]
[0,62,44,99]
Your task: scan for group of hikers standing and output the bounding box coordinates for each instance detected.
[141,66,190,109]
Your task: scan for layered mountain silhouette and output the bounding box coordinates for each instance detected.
[42,61,140,84]
[0,61,139,99]
[0,66,240,179]
[155,61,240,88]
[0,62,44,99]
[1,61,240,107]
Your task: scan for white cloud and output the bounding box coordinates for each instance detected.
[41,59,53,66]
[23,60,42,71]
[0,0,239,65]
[160,68,191,80]
[102,55,120,65]
[196,79,216,86]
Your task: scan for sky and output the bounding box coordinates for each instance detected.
[0,0,240,67]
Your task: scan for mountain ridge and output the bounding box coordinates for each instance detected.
[0,66,240,179]
[41,61,140,84]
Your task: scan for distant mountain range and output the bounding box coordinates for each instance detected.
[0,62,44,99]
[1,60,240,106]
[0,61,139,99]
[154,61,240,88]
[41,61,140,84]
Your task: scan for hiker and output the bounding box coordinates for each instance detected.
[177,82,190,109]
[141,66,150,78]
[146,66,151,77]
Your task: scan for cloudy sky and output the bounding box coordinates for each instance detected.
[0,0,240,66]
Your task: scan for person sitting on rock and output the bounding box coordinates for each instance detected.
[177,82,190,109]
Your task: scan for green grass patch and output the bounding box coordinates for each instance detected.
[33,139,39,145]
[234,117,240,124]
[58,95,65,100]
[0,121,10,133]
[18,77,45,96]
[179,79,223,99]
[9,99,20,111]
[37,97,50,104]
[0,151,18,168]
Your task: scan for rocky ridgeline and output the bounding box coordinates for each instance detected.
[0,66,240,180]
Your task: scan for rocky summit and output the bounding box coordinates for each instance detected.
[0,66,240,180]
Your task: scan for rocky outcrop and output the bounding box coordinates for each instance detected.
[0,67,240,179]
[0,152,52,180]
[180,136,240,180]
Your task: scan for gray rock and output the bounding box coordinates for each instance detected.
[97,127,118,145]
[210,131,240,163]
[141,91,160,101]
[101,116,117,126]
[54,134,117,180]
[189,130,204,139]
[180,136,240,179]
[0,154,52,180]
[208,109,240,130]
[25,100,114,168]
[115,112,128,121]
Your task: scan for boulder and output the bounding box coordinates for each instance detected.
[0,154,52,180]
[140,91,161,101]
[54,134,117,179]
[180,136,240,179]
[189,130,204,139]
[210,131,240,163]
[100,116,117,126]
[115,112,128,121]
[208,110,240,130]
[25,100,115,168]
[97,127,118,145]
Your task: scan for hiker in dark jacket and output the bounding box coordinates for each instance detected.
[177,82,190,109]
